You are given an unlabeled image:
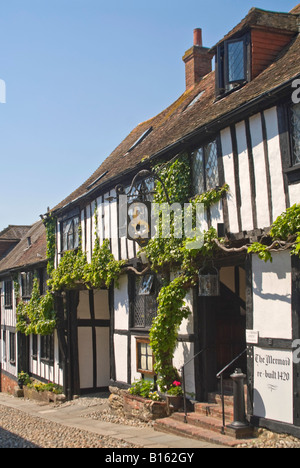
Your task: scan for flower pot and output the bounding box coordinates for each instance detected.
[17,380,24,390]
[166,395,183,412]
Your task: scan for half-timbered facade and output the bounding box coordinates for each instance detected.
[0,221,63,393]
[1,3,300,437]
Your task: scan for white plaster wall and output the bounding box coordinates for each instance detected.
[114,275,129,331]
[94,290,109,320]
[221,127,240,233]
[96,327,110,387]
[173,342,195,396]
[289,182,300,206]
[263,107,286,221]
[78,327,93,389]
[235,120,253,232]
[252,251,292,340]
[249,114,270,229]
[114,334,128,383]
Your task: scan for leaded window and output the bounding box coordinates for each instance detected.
[226,40,245,83]
[4,280,12,308]
[216,34,250,97]
[21,271,33,299]
[191,139,219,195]
[41,334,54,364]
[132,275,159,329]
[291,102,300,166]
[62,215,79,251]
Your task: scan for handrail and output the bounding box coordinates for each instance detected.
[216,348,247,433]
[180,348,208,424]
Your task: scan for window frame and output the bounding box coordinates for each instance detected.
[41,334,54,365]
[60,208,80,253]
[21,271,34,300]
[191,138,219,196]
[216,33,250,97]
[136,337,155,376]
[4,280,13,309]
[130,274,160,330]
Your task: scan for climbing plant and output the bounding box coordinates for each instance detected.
[16,206,125,335]
[142,153,228,388]
[247,204,300,262]
[16,279,56,336]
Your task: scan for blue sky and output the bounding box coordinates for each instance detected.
[0,0,297,231]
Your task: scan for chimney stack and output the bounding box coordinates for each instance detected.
[183,28,213,90]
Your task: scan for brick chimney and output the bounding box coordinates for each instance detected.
[182,28,213,90]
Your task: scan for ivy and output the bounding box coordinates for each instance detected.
[149,275,192,388]
[144,154,227,388]
[17,209,125,335]
[247,204,300,262]
[44,215,56,276]
[16,279,56,336]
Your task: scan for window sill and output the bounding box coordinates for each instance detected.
[284,165,300,184]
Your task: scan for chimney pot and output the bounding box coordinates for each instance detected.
[193,28,202,47]
[182,29,213,90]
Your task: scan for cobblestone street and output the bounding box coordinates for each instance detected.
[0,404,140,448]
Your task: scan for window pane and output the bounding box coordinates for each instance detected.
[291,103,300,165]
[227,40,245,82]
[192,148,205,195]
[62,216,79,251]
[205,141,219,190]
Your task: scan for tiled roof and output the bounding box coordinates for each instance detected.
[51,6,300,215]
[0,221,47,275]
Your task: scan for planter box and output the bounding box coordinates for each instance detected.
[23,386,66,404]
[123,393,169,421]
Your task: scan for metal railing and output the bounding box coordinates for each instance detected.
[216,348,247,434]
[180,348,207,424]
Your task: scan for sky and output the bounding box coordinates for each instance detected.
[0,0,297,231]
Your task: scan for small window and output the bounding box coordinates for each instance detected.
[136,338,154,375]
[21,272,33,299]
[191,139,219,195]
[290,102,300,166]
[216,34,249,96]
[41,335,54,364]
[4,281,12,308]
[62,216,79,251]
[132,275,160,329]
[226,39,246,83]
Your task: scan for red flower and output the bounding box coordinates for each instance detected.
[173,381,181,387]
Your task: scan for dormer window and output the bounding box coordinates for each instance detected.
[216,33,250,97]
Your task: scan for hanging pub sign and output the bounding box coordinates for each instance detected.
[198,263,220,297]
[127,199,151,247]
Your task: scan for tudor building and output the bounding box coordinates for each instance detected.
[1,3,300,439]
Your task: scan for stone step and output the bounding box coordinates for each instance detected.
[194,402,234,421]
[154,416,254,447]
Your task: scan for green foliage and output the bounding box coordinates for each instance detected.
[16,278,56,336]
[44,215,56,276]
[143,154,228,388]
[150,275,191,388]
[18,371,30,386]
[27,380,63,394]
[248,204,300,262]
[17,210,124,335]
[129,379,161,401]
